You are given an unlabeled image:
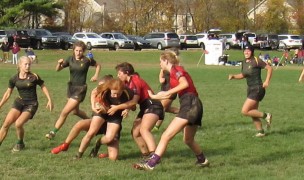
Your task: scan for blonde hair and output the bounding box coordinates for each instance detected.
[17,56,31,72]
[160,49,180,65]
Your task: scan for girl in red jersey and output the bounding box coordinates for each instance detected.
[133,50,209,170]
[108,62,164,160]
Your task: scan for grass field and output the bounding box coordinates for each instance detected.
[0,48,304,179]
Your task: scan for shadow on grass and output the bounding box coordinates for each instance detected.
[119,145,234,162]
[249,148,303,165]
[270,126,304,135]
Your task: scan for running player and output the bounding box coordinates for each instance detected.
[0,56,53,152]
[45,41,101,139]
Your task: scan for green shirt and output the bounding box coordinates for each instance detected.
[9,72,44,101]
[241,57,266,86]
[62,56,97,85]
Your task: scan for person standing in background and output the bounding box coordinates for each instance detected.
[1,39,10,63]
[11,42,21,65]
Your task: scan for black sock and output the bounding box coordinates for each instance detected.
[17,139,24,144]
[196,153,206,163]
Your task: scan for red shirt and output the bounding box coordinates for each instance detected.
[126,74,153,104]
[170,65,198,97]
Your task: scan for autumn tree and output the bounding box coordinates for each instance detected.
[262,0,290,34]
[293,0,304,34]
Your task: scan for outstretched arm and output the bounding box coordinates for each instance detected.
[41,85,53,111]
[90,63,101,82]
[228,73,244,80]
[0,88,13,109]
[107,95,139,116]
[149,76,188,100]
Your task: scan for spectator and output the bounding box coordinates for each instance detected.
[25,47,37,63]
[273,56,279,66]
[297,47,304,66]
[87,50,94,60]
[283,49,289,64]
[1,39,10,63]
[240,36,250,50]
[11,42,20,65]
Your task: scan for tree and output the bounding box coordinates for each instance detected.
[293,0,304,34]
[0,0,63,29]
[262,0,289,34]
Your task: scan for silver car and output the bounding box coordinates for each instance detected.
[144,32,180,50]
[100,32,134,50]
[72,32,108,50]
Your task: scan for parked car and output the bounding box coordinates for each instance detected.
[179,34,199,49]
[13,30,31,48]
[278,34,302,50]
[219,33,241,50]
[196,33,209,49]
[100,32,134,50]
[72,32,108,50]
[243,32,258,47]
[126,35,151,50]
[0,30,8,43]
[52,32,76,50]
[256,34,279,50]
[23,29,59,50]
[0,30,14,45]
[144,32,180,50]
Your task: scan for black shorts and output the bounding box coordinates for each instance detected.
[12,98,38,119]
[247,85,265,101]
[67,82,87,102]
[137,99,164,120]
[177,93,203,126]
[92,113,122,140]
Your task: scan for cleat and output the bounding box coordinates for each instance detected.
[195,159,210,167]
[265,113,272,130]
[98,153,109,159]
[51,143,69,154]
[133,162,154,171]
[73,154,83,160]
[45,131,56,140]
[12,143,25,152]
[255,132,266,137]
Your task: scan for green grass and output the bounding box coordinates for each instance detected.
[0,49,303,179]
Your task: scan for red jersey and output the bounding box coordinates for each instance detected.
[170,65,198,97]
[126,74,152,104]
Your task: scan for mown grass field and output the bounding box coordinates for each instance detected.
[0,48,303,179]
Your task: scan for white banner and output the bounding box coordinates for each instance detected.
[205,39,223,65]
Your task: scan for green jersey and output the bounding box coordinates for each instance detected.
[241,57,266,86]
[9,72,44,101]
[62,56,97,85]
